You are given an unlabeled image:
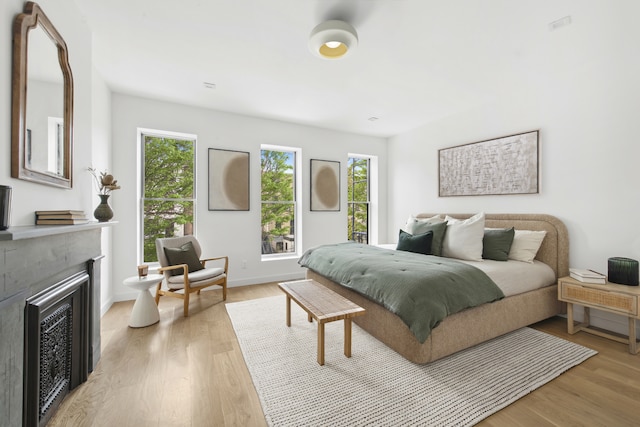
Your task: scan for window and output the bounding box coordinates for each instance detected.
[347,156,370,243]
[140,131,196,263]
[261,146,299,256]
[47,117,64,175]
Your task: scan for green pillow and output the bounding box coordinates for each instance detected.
[482,227,515,261]
[397,230,434,255]
[163,241,204,276]
[407,221,447,256]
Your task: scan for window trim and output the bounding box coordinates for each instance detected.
[260,144,302,261]
[138,128,197,264]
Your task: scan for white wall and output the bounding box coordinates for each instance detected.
[91,65,114,314]
[1,0,95,222]
[387,2,640,336]
[110,94,387,301]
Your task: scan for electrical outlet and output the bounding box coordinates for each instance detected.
[241,260,247,269]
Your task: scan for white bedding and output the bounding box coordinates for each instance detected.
[375,243,556,297]
[458,259,556,297]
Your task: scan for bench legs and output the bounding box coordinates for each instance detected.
[284,296,354,366]
[318,322,325,365]
[285,295,291,327]
[318,320,352,366]
[344,318,352,358]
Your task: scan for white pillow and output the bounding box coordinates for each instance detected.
[508,230,547,263]
[441,212,485,261]
[403,214,444,233]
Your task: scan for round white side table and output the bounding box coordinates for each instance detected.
[123,274,164,328]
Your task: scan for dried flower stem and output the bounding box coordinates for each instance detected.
[88,167,121,195]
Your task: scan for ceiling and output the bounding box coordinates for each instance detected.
[73,0,579,138]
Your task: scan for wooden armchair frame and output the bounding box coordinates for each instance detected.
[155,236,228,317]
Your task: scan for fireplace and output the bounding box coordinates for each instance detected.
[0,224,108,427]
[23,271,90,427]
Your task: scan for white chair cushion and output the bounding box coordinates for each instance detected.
[166,267,225,287]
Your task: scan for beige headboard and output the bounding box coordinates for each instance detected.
[414,213,569,278]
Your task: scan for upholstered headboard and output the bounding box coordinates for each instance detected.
[414,213,569,278]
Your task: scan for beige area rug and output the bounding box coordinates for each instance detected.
[226,295,596,427]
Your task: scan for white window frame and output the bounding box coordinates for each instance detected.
[47,116,64,175]
[348,153,378,245]
[138,128,198,265]
[261,144,302,261]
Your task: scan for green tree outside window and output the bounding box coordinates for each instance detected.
[347,157,369,243]
[261,149,296,254]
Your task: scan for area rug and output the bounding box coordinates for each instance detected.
[226,295,596,426]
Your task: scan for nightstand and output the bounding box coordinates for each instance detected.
[558,276,640,354]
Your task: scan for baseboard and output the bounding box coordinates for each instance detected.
[108,272,305,306]
[100,295,115,317]
[227,272,305,287]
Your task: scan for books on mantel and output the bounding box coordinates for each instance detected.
[569,268,607,284]
[35,210,89,225]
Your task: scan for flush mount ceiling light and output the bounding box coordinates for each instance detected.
[308,20,358,60]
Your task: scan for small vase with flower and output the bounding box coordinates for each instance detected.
[88,167,121,222]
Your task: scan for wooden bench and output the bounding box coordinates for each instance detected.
[278,279,366,365]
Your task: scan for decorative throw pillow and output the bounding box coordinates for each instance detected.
[482,227,515,261]
[405,216,447,256]
[396,230,434,255]
[163,241,204,276]
[508,230,547,263]
[403,214,444,231]
[442,212,485,261]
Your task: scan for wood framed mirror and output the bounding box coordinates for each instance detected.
[12,2,74,189]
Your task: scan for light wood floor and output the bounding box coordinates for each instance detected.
[49,282,640,427]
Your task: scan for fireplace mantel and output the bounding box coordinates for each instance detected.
[0,221,116,241]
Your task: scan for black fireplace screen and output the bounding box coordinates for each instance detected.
[24,271,90,427]
[39,303,73,419]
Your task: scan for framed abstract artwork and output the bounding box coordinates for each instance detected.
[438,130,539,197]
[310,159,340,211]
[208,148,250,211]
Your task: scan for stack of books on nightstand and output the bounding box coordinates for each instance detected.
[569,268,607,284]
[35,210,89,225]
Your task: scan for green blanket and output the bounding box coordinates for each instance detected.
[298,243,505,343]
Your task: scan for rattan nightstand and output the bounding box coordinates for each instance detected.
[558,276,640,354]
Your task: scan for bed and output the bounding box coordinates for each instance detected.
[302,213,569,364]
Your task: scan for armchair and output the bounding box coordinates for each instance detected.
[155,235,228,317]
